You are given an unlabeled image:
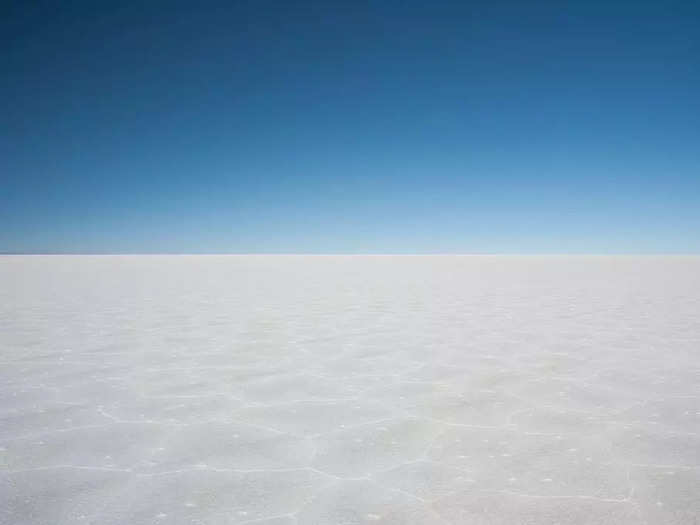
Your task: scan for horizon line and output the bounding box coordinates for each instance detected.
[2,252,700,257]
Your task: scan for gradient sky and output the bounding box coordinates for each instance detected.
[2,1,699,253]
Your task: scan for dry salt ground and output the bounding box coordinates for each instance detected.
[1,255,699,525]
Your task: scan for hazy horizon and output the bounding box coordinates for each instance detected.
[4,252,700,256]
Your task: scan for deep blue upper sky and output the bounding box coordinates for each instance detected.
[2,1,699,253]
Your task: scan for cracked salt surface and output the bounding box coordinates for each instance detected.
[1,255,699,524]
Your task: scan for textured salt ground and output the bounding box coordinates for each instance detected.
[1,255,699,525]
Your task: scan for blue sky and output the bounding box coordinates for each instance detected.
[2,1,699,253]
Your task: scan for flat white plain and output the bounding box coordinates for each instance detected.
[1,255,699,524]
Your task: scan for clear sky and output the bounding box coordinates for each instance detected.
[2,1,699,253]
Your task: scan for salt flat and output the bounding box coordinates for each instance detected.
[1,255,699,525]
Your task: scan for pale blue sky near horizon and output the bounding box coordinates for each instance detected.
[2,1,699,254]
